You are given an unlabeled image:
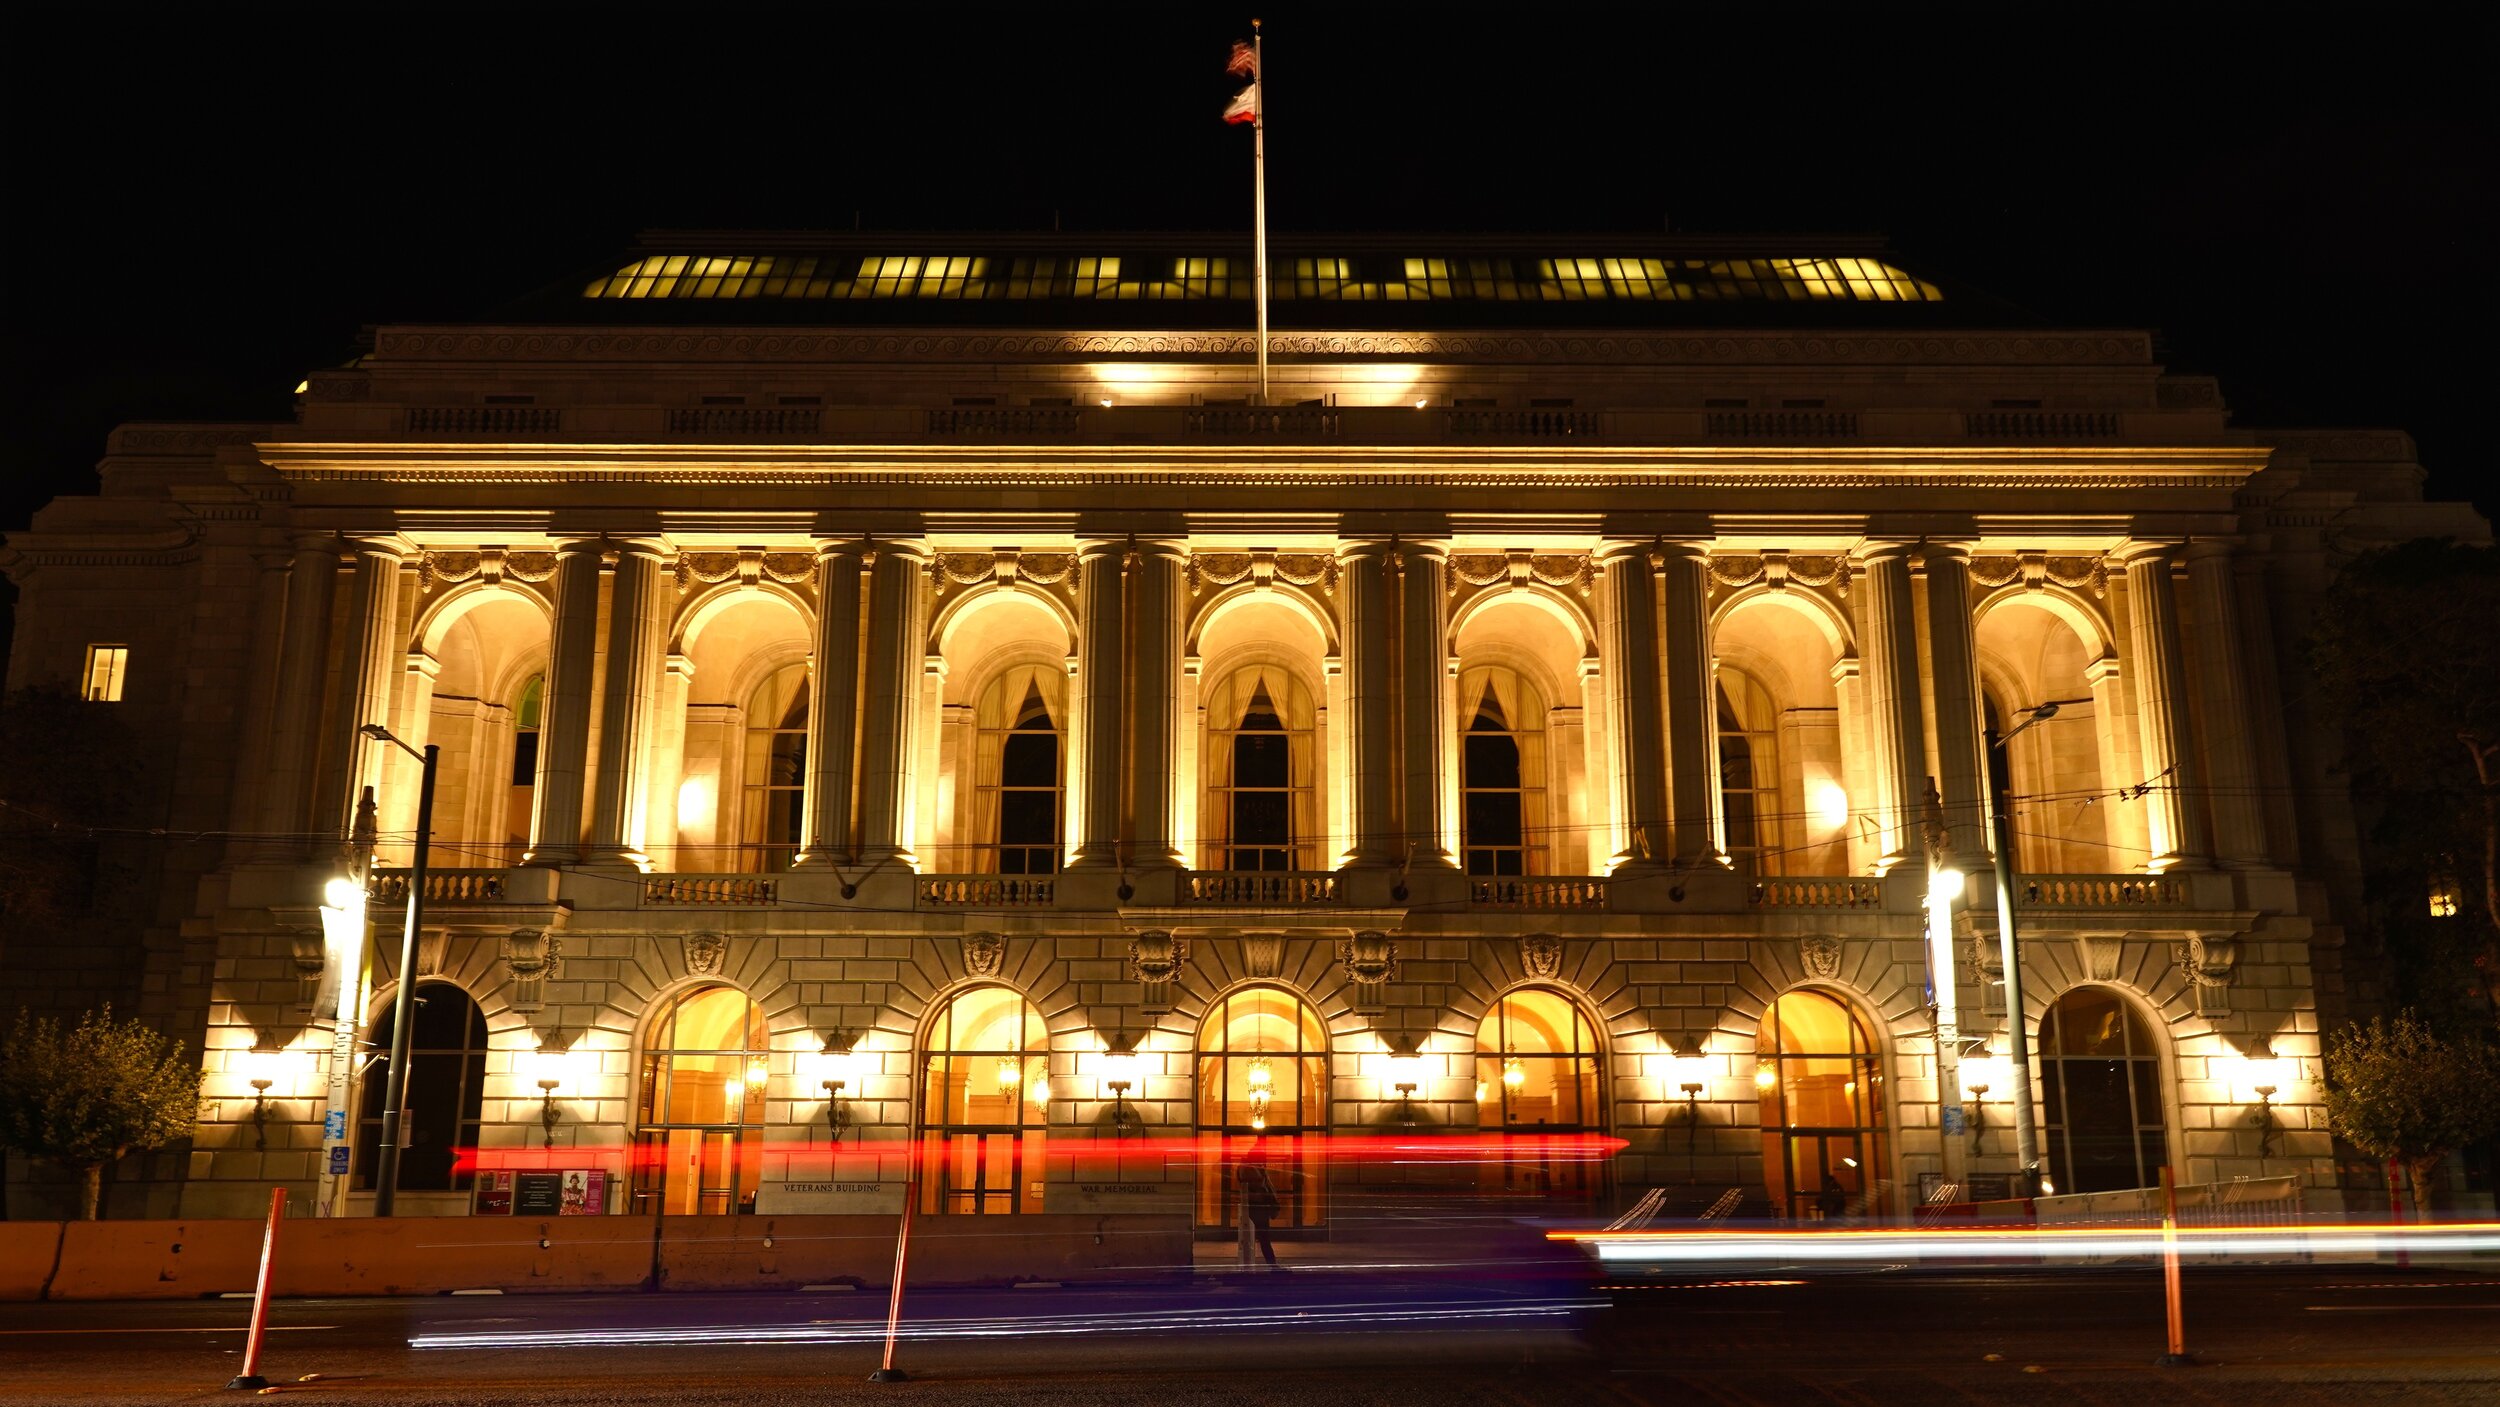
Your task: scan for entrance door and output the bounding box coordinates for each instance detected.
[1779,1132,1870,1221]
[636,1126,755,1216]
[935,1129,1026,1215]
[1203,1130,1323,1232]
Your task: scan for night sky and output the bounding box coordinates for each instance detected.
[4,5,2490,557]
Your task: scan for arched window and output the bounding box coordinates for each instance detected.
[1203,667,1319,871]
[1195,987,1329,1231]
[632,985,769,1215]
[740,664,808,873]
[971,666,1064,874]
[504,674,543,865]
[1756,990,1887,1220]
[2039,987,2169,1194]
[1718,669,1781,877]
[919,987,1049,1215]
[1475,988,1604,1198]
[355,983,487,1193]
[1459,666,1548,876]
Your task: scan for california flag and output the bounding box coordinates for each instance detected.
[1223,39,1257,124]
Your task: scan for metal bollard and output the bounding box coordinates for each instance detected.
[226,1187,286,1390]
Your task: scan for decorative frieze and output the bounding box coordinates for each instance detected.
[1968,552,2108,598]
[673,550,816,594]
[1705,551,1848,598]
[1186,550,1336,597]
[928,550,1080,602]
[417,548,557,594]
[1447,551,1592,598]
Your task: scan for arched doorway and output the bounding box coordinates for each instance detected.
[918,986,1049,1215]
[632,985,769,1215]
[1474,988,1606,1199]
[2039,986,2170,1193]
[1756,990,1888,1220]
[355,982,486,1193]
[1195,986,1329,1233]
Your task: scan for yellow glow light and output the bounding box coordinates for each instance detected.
[1811,782,1850,832]
[1502,1058,1526,1090]
[996,1057,1023,1093]
[1246,1057,1273,1093]
[1755,1065,1777,1092]
[675,776,717,835]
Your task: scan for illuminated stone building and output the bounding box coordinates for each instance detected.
[4,233,2485,1222]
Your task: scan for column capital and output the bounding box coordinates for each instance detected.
[1849,538,1924,566]
[2180,537,2243,564]
[809,536,871,564]
[1914,540,1979,568]
[2112,539,2186,568]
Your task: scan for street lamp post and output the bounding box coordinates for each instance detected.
[359,723,438,1217]
[1986,698,2089,1199]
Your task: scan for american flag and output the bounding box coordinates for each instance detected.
[1226,40,1257,78]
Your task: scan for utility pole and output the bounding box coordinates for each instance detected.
[1986,699,2087,1198]
[313,789,376,1217]
[1922,778,1969,1191]
[360,725,439,1216]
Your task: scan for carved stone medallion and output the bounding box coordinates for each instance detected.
[1520,934,1565,980]
[962,931,1007,978]
[683,931,728,978]
[1799,934,1844,980]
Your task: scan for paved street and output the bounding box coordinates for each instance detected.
[2,1259,2497,1405]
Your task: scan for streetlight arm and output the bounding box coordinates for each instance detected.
[358,723,425,763]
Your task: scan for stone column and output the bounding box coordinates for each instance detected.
[1853,543,1927,870]
[1067,539,1127,870]
[1337,540,1399,866]
[855,539,931,868]
[2184,541,2268,868]
[526,540,605,866]
[794,541,865,867]
[250,538,342,862]
[1125,539,1188,870]
[1394,541,1457,869]
[582,541,669,867]
[1657,542,1722,865]
[1596,541,1669,872]
[644,655,694,869]
[324,539,406,844]
[1921,544,1992,859]
[2119,543,2212,871]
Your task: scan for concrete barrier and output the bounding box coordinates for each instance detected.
[0,1224,63,1300]
[9,1210,1189,1300]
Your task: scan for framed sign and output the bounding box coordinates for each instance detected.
[474,1171,515,1216]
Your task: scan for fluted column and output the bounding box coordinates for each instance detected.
[2119,543,2211,871]
[1394,542,1457,869]
[526,540,605,866]
[855,539,931,868]
[1597,541,1669,873]
[793,541,865,867]
[1853,544,1927,870]
[324,539,407,843]
[224,553,293,862]
[1921,544,1992,859]
[1657,542,1722,865]
[1338,540,1399,866]
[1127,539,1188,869]
[1067,540,1127,869]
[2183,541,2267,868]
[250,538,342,862]
[582,541,669,867]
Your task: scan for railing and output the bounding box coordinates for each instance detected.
[924,407,1081,437]
[1469,877,1609,909]
[1706,410,1860,440]
[916,876,1057,908]
[403,406,562,436]
[1184,406,1342,438]
[370,869,507,903]
[1964,410,2121,440]
[1184,872,1340,905]
[642,876,778,906]
[664,407,822,439]
[1444,408,1602,439]
[1748,878,1883,909]
[2020,875,2185,907]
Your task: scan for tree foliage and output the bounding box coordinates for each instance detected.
[0,1006,199,1219]
[2321,1012,2500,1211]
[2310,540,2500,1025]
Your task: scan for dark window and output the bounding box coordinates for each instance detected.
[996,685,1060,874]
[1228,687,1292,871]
[1463,687,1526,876]
[355,985,488,1193]
[2039,987,2170,1194]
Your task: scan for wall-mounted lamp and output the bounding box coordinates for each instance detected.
[1383,1040,1424,1123]
[1960,1052,2007,1155]
[529,1030,580,1149]
[1100,1037,1140,1134]
[240,1048,287,1151]
[2238,1044,2287,1171]
[811,1039,861,1144]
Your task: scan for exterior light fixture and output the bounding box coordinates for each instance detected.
[1755,1063,1777,1093]
[323,876,363,910]
[1502,1057,1526,1091]
[1385,1043,1424,1122]
[813,1041,860,1144]
[1926,861,1964,906]
[1100,1038,1140,1134]
[241,1048,286,1151]
[1961,1051,2006,1154]
[1811,782,1851,833]
[530,1032,577,1149]
[2239,1044,2287,1170]
[1098,396,1114,408]
[2428,872,2461,919]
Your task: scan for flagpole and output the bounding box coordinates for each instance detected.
[1251,17,1268,406]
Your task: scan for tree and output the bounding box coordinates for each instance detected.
[2310,540,2500,1026]
[2321,1012,2500,1216]
[0,1007,199,1219]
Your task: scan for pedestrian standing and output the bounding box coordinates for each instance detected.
[1238,1139,1281,1269]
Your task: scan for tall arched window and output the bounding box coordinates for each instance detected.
[632,985,769,1215]
[504,674,543,865]
[1756,990,1887,1220]
[1718,670,1781,876]
[1195,987,1329,1231]
[971,666,1064,874]
[2039,986,2169,1194]
[355,983,487,1193]
[1203,667,1319,871]
[741,664,808,872]
[919,987,1049,1215]
[1475,988,1604,1198]
[1459,666,1548,876]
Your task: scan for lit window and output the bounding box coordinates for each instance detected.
[82,645,128,702]
[2429,874,2462,918]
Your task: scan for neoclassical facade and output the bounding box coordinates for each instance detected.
[5,234,2486,1222]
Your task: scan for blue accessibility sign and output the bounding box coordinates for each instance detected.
[329,1146,351,1175]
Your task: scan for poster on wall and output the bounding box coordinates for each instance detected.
[474,1171,515,1215]
[560,1168,605,1216]
[513,1172,564,1215]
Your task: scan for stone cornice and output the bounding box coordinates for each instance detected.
[364,326,2157,367]
[256,442,2269,493]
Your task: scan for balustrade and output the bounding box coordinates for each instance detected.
[370,869,508,903]
[1468,877,1609,910]
[642,876,779,906]
[1184,872,1340,905]
[915,876,1057,908]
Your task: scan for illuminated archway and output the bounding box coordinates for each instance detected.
[917,986,1049,1215]
[1755,989,1888,1220]
[632,984,770,1215]
[1194,987,1329,1231]
[2038,986,2170,1193]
